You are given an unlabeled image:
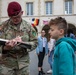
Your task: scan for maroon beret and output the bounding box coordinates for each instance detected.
[7,1,22,17]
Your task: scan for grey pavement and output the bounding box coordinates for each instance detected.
[29,50,52,75]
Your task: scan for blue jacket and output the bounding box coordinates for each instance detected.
[36,36,48,54]
[53,37,76,75]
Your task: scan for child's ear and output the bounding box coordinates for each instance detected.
[60,29,64,35]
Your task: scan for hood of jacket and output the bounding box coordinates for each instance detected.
[56,37,76,52]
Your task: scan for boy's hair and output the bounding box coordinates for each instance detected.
[49,17,68,34]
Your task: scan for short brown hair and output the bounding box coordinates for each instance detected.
[49,17,68,34]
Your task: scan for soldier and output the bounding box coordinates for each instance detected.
[0,1,37,75]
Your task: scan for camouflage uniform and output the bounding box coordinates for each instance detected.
[0,19,37,75]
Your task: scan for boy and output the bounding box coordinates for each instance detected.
[49,17,76,75]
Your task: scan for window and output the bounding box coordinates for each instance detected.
[65,0,73,14]
[45,1,53,15]
[26,3,33,15]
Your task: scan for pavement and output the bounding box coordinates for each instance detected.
[29,50,52,75]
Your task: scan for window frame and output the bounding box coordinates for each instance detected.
[26,2,33,16]
[45,1,53,15]
[64,0,73,15]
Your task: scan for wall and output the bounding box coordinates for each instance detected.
[0,0,76,34]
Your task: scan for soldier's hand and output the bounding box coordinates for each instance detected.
[3,45,13,50]
[3,36,22,50]
[6,40,17,47]
[3,39,18,50]
[14,36,22,43]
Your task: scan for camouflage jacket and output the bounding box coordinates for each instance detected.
[0,19,38,55]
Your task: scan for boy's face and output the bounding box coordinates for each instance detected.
[49,25,63,40]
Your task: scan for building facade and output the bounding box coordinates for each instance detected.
[0,0,76,35]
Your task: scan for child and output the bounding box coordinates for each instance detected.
[49,17,76,75]
[36,30,48,75]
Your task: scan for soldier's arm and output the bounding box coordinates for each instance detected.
[0,20,9,38]
[25,25,38,51]
[0,21,8,54]
[20,22,38,51]
[3,25,38,51]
